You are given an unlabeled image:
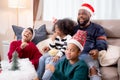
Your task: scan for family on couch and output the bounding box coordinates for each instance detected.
[7,3,108,80]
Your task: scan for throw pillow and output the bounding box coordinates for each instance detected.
[12,24,47,45]
[12,25,24,40]
[98,45,120,66]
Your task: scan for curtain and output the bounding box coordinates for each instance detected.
[33,0,39,22]
[41,0,120,21]
[33,0,43,22]
[36,0,44,21]
[34,0,120,21]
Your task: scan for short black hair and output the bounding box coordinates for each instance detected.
[27,27,33,34]
[53,18,75,35]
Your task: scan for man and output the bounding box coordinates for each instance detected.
[72,3,108,80]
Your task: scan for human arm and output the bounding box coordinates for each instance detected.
[52,66,88,80]
[94,26,108,51]
[20,41,28,49]
[8,41,23,61]
[50,60,89,80]
[89,26,108,59]
[52,35,72,62]
[49,33,58,49]
[29,43,42,69]
[8,41,17,60]
[42,46,50,53]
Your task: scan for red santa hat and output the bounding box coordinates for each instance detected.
[80,3,95,15]
[68,30,87,51]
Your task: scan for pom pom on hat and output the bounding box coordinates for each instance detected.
[68,30,87,51]
[80,3,95,15]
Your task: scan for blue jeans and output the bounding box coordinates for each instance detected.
[37,53,65,80]
[42,56,65,80]
[79,53,101,80]
[42,57,56,80]
[36,53,51,79]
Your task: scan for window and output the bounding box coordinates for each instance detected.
[37,0,120,21]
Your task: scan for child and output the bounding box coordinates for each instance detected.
[35,18,75,80]
[8,27,42,70]
[46,30,89,80]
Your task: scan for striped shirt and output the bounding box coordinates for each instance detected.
[49,35,72,57]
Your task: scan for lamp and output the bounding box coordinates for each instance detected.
[8,0,26,26]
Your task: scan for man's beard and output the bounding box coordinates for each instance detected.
[77,19,89,26]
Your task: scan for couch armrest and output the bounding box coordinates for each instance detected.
[36,38,51,54]
[118,58,120,79]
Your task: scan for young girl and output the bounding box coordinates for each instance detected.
[8,27,42,70]
[46,30,89,80]
[35,18,75,80]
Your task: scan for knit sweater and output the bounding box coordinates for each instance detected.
[8,40,42,69]
[72,22,108,53]
[49,35,72,57]
[50,58,89,80]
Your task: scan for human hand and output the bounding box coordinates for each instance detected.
[52,17,57,24]
[52,56,60,62]
[89,49,99,60]
[42,46,50,53]
[46,64,55,72]
[20,42,28,49]
[33,77,39,80]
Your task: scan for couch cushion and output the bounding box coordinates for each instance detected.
[98,45,120,66]
[100,67,119,80]
[34,20,120,38]
[36,38,51,54]
[34,21,53,34]
[92,20,120,38]
[107,38,120,46]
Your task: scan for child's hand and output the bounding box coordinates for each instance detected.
[42,46,50,53]
[33,77,39,80]
[52,56,60,62]
[46,64,55,72]
[20,42,28,49]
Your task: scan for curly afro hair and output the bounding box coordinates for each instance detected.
[52,18,76,35]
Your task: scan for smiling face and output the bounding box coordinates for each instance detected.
[22,28,33,42]
[65,43,81,63]
[77,9,91,27]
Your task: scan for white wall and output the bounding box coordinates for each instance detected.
[0,0,33,60]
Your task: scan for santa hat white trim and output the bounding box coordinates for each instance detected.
[80,6,94,15]
[68,39,83,51]
[80,3,95,15]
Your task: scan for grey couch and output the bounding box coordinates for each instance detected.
[93,20,120,80]
[35,20,120,80]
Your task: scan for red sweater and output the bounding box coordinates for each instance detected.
[8,40,42,70]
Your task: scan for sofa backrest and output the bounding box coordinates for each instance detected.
[34,20,120,46]
[92,20,120,46]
